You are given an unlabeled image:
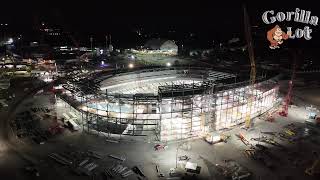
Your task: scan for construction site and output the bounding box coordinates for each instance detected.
[1,3,320,180]
[5,68,320,180]
[61,67,279,142]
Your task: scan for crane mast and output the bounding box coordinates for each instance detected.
[243,5,256,129]
[279,51,297,117]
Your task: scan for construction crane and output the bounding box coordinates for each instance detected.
[279,50,297,117]
[243,5,256,129]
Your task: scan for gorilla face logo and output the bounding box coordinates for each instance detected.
[267,25,291,49]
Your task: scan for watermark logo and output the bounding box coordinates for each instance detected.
[262,8,318,49]
[267,25,290,49]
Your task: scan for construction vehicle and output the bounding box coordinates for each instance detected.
[243,4,256,129]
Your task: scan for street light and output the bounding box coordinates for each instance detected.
[90,37,93,52]
[105,35,108,49]
[7,38,13,44]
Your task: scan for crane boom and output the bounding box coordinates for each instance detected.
[243,5,256,129]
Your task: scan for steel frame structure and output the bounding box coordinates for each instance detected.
[60,67,279,141]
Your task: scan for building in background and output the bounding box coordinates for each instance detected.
[144,38,178,55]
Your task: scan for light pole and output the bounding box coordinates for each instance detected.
[105,35,108,49]
[90,37,93,52]
[54,63,58,76]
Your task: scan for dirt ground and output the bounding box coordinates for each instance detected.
[1,74,320,180]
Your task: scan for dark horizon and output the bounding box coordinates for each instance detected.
[1,0,319,48]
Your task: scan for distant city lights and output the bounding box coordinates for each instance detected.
[100,60,109,68]
[130,55,135,60]
[6,38,13,44]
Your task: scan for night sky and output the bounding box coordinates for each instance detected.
[1,1,243,30]
[1,0,320,48]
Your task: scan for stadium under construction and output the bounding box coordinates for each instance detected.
[60,67,280,141]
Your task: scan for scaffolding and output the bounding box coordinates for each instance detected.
[59,67,279,141]
[214,79,279,130]
[158,80,216,141]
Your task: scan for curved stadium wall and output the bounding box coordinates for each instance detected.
[72,68,279,141]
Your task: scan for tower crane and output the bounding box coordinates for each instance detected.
[279,50,297,117]
[243,5,256,129]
